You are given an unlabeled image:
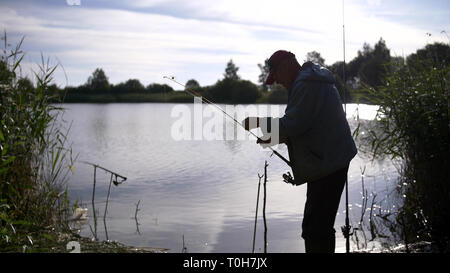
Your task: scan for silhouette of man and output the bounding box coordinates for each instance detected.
[243,50,357,253]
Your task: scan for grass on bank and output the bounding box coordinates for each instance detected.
[0,34,166,253]
[0,34,77,252]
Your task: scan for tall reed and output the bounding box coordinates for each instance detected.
[355,54,449,251]
[0,33,75,252]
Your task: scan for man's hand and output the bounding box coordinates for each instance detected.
[242,117,260,131]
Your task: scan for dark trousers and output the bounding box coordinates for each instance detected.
[301,164,349,253]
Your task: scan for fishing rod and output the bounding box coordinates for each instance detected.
[163,75,292,167]
[252,173,263,253]
[341,0,353,254]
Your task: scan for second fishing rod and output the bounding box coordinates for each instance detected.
[164,76,291,168]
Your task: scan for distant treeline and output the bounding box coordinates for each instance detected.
[19,38,450,105]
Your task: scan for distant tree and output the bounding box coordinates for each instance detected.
[305,51,325,66]
[347,42,373,81]
[373,38,391,59]
[257,59,270,92]
[223,59,240,80]
[327,61,340,74]
[326,61,350,102]
[346,37,392,88]
[360,38,391,87]
[185,79,200,90]
[47,83,61,98]
[123,79,145,93]
[86,68,110,92]
[146,83,173,93]
[231,80,261,103]
[111,82,124,94]
[406,42,450,70]
[17,77,34,93]
[209,78,234,102]
[209,78,260,103]
[267,84,288,104]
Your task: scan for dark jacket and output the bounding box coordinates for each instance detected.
[268,62,357,184]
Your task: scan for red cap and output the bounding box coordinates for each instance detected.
[265,50,295,85]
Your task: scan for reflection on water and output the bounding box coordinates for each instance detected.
[62,103,398,253]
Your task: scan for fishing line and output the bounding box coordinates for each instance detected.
[163,76,291,167]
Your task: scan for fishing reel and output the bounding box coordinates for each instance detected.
[113,175,127,187]
[282,172,308,186]
[341,224,354,238]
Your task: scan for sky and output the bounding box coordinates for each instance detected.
[1,0,449,89]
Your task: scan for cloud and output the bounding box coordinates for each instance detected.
[366,0,381,6]
[0,0,448,89]
[66,0,81,6]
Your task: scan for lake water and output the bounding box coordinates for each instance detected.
[61,102,398,253]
